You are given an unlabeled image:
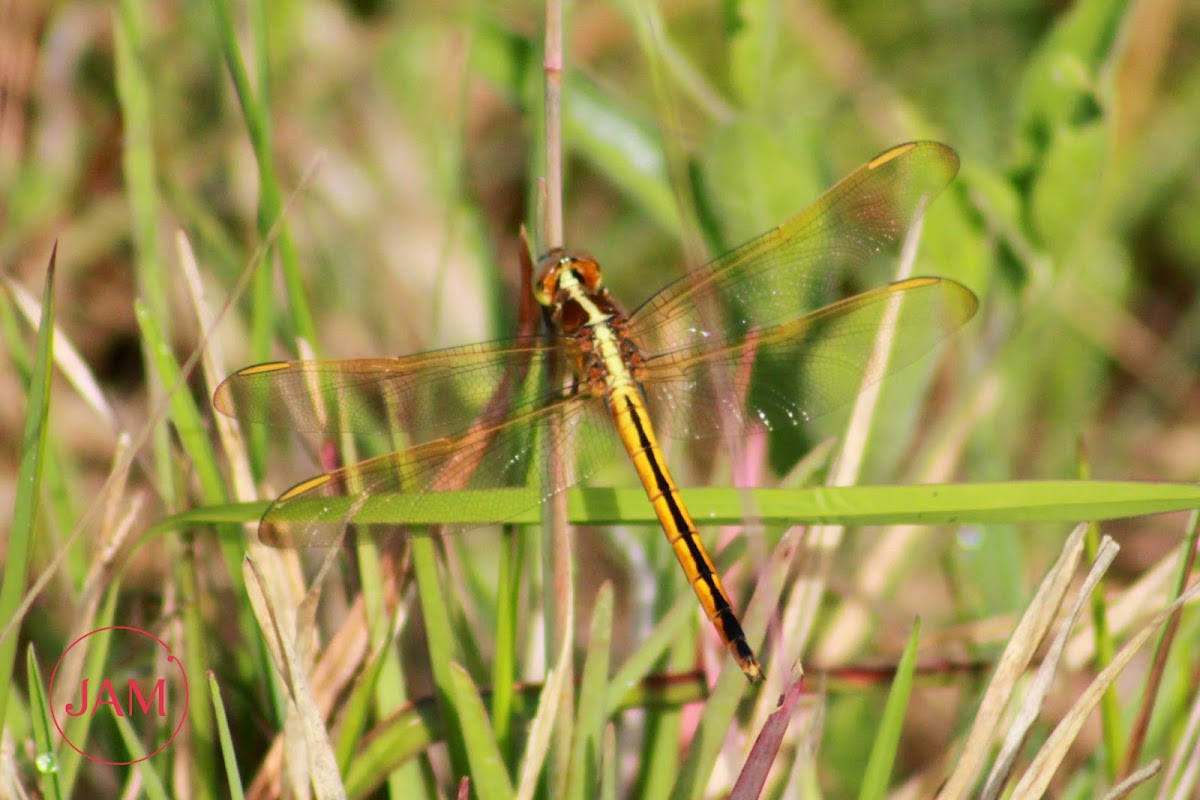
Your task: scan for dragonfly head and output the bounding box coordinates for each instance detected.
[534,249,603,308]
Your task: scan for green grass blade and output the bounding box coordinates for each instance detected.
[342,698,441,798]
[116,4,221,789]
[337,619,429,799]
[0,249,56,726]
[491,527,523,766]
[411,534,470,777]
[133,298,222,787]
[56,585,121,794]
[600,724,617,800]
[209,671,246,800]
[631,705,683,799]
[1085,524,1121,784]
[726,0,776,113]
[113,711,170,800]
[26,645,64,800]
[132,301,227,499]
[449,663,515,800]
[669,666,749,800]
[605,589,698,714]
[209,0,315,352]
[566,583,613,800]
[330,557,424,799]
[179,481,1200,530]
[114,0,166,323]
[858,619,921,800]
[334,638,388,773]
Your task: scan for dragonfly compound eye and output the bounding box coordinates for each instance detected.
[534,248,568,306]
[567,254,603,291]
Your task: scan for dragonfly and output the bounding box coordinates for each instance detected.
[213,141,978,683]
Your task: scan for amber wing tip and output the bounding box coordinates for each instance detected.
[258,522,294,548]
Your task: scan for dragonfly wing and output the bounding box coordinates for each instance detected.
[626,142,962,353]
[213,337,575,445]
[256,395,621,547]
[639,277,978,439]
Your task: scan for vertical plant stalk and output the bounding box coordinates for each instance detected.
[542,0,564,250]
[539,0,576,796]
[1119,509,1200,780]
[540,0,568,617]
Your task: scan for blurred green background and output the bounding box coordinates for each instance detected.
[3,0,1199,797]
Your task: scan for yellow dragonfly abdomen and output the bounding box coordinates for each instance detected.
[536,251,762,679]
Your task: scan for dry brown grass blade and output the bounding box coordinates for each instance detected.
[7,276,119,430]
[979,535,1120,799]
[935,522,1088,799]
[1103,760,1160,799]
[243,556,346,800]
[1064,542,1179,668]
[1011,579,1200,797]
[246,568,405,800]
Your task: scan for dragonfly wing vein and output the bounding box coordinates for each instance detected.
[638,277,978,440]
[257,396,621,546]
[213,337,574,444]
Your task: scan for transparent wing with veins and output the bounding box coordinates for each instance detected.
[215,339,618,544]
[624,141,975,439]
